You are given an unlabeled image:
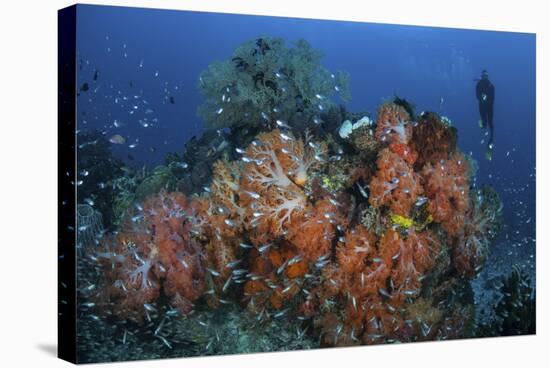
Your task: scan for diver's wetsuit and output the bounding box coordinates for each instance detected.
[476,77,495,144]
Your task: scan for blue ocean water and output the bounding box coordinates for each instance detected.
[74,5,535,360]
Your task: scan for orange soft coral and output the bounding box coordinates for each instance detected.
[95,235,160,322]
[336,225,376,274]
[243,244,306,313]
[369,147,423,216]
[203,160,245,243]
[242,129,321,192]
[388,141,418,165]
[421,152,471,236]
[384,229,440,302]
[286,198,345,262]
[357,230,439,344]
[374,103,419,164]
[375,103,413,145]
[96,192,208,319]
[209,159,245,227]
[239,130,308,241]
[239,129,326,243]
[198,160,245,301]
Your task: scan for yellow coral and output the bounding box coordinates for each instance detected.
[390,213,433,232]
[390,214,414,229]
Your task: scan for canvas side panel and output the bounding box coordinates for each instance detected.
[58,4,77,364]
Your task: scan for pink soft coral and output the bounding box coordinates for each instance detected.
[96,192,207,320]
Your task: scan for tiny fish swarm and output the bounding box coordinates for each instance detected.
[92,102,502,346]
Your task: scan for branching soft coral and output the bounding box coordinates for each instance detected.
[210,160,245,224]
[374,102,417,165]
[336,225,376,274]
[385,229,440,302]
[203,160,246,253]
[375,103,413,145]
[454,186,503,277]
[369,148,423,217]
[232,129,348,315]
[421,152,471,236]
[240,129,324,241]
[96,192,207,320]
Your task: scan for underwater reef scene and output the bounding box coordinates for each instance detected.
[74,19,535,363]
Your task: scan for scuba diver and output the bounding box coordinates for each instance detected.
[476,70,495,160]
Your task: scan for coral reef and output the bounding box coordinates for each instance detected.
[87,94,506,356]
[69,23,530,361]
[198,37,350,130]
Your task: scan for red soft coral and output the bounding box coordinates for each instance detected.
[410,112,457,170]
[421,152,471,236]
[286,198,344,262]
[375,103,413,146]
[384,229,440,302]
[369,148,423,216]
[243,244,305,313]
[374,103,418,164]
[336,225,376,274]
[315,226,441,346]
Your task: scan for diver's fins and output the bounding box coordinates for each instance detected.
[479,119,483,128]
